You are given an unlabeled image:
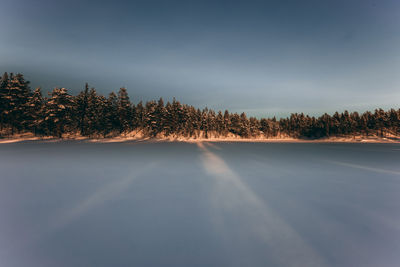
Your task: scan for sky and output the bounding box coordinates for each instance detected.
[0,0,399,118]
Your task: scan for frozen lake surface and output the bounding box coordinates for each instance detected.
[0,141,399,267]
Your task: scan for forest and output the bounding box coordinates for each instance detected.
[0,72,399,140]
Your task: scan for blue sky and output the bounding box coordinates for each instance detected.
[1,0,399,117]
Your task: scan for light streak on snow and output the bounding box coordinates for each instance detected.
[2,162,157,258]
[197,142,326,267]
[51,162,157,230]
[204,142,222,150]
[326,160,400,176]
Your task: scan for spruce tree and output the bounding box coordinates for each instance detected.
[155,97,165,135]
[144,100,157,136]
[24,88,45,135]
[103,92,119,136]
[135,101,145,131]
[5,73,31,134]
[86,88,100,136]
[76,83,90,135]
[0,72,9,132]
[44,88,74,138]
[239,112,250,137]
[1,71,400,140]
[117,87,131,133]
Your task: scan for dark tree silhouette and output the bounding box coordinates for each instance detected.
[0,72,399,141]
[44,88,74,138]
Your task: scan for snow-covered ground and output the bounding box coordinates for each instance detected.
[1,133,399,144]
[0,141,399,267]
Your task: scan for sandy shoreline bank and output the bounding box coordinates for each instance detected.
[1,135,399,144]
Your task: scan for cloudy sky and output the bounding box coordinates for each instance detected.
[1,0,399,117]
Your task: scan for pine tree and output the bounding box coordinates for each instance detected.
[201,107,209,138]
[249,117,260,137]
[223,110,231,136]
[0,72,9,132]
[103,92,119,136]
[2,71,400,140]
[117,87,132,133]
[216,111,224,137]
[144,100,158,136]
[4,73,31,134]
[24,88,45,135]
[239,112,250,137]
[155,97,166,135]
[230,113,241,136]
[86,88,101,136]
[388,109,399,136]
[96,95,108,137]
[170,98,184,136]
[44,88,74,138]
[76,83,90,135]
[207,110,216,137]
[163,101,173,136]
[375,108,386,137]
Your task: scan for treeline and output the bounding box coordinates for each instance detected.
[0,72,399,139]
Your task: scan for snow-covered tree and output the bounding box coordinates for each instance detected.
[0,72,9,132]
[24,88,45,135]
[44,88,74,137]
[3,73,31,133]
[102,92,119,136]
[75,83,90,135]
[0,72,399,140]
[117,87,132,133]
